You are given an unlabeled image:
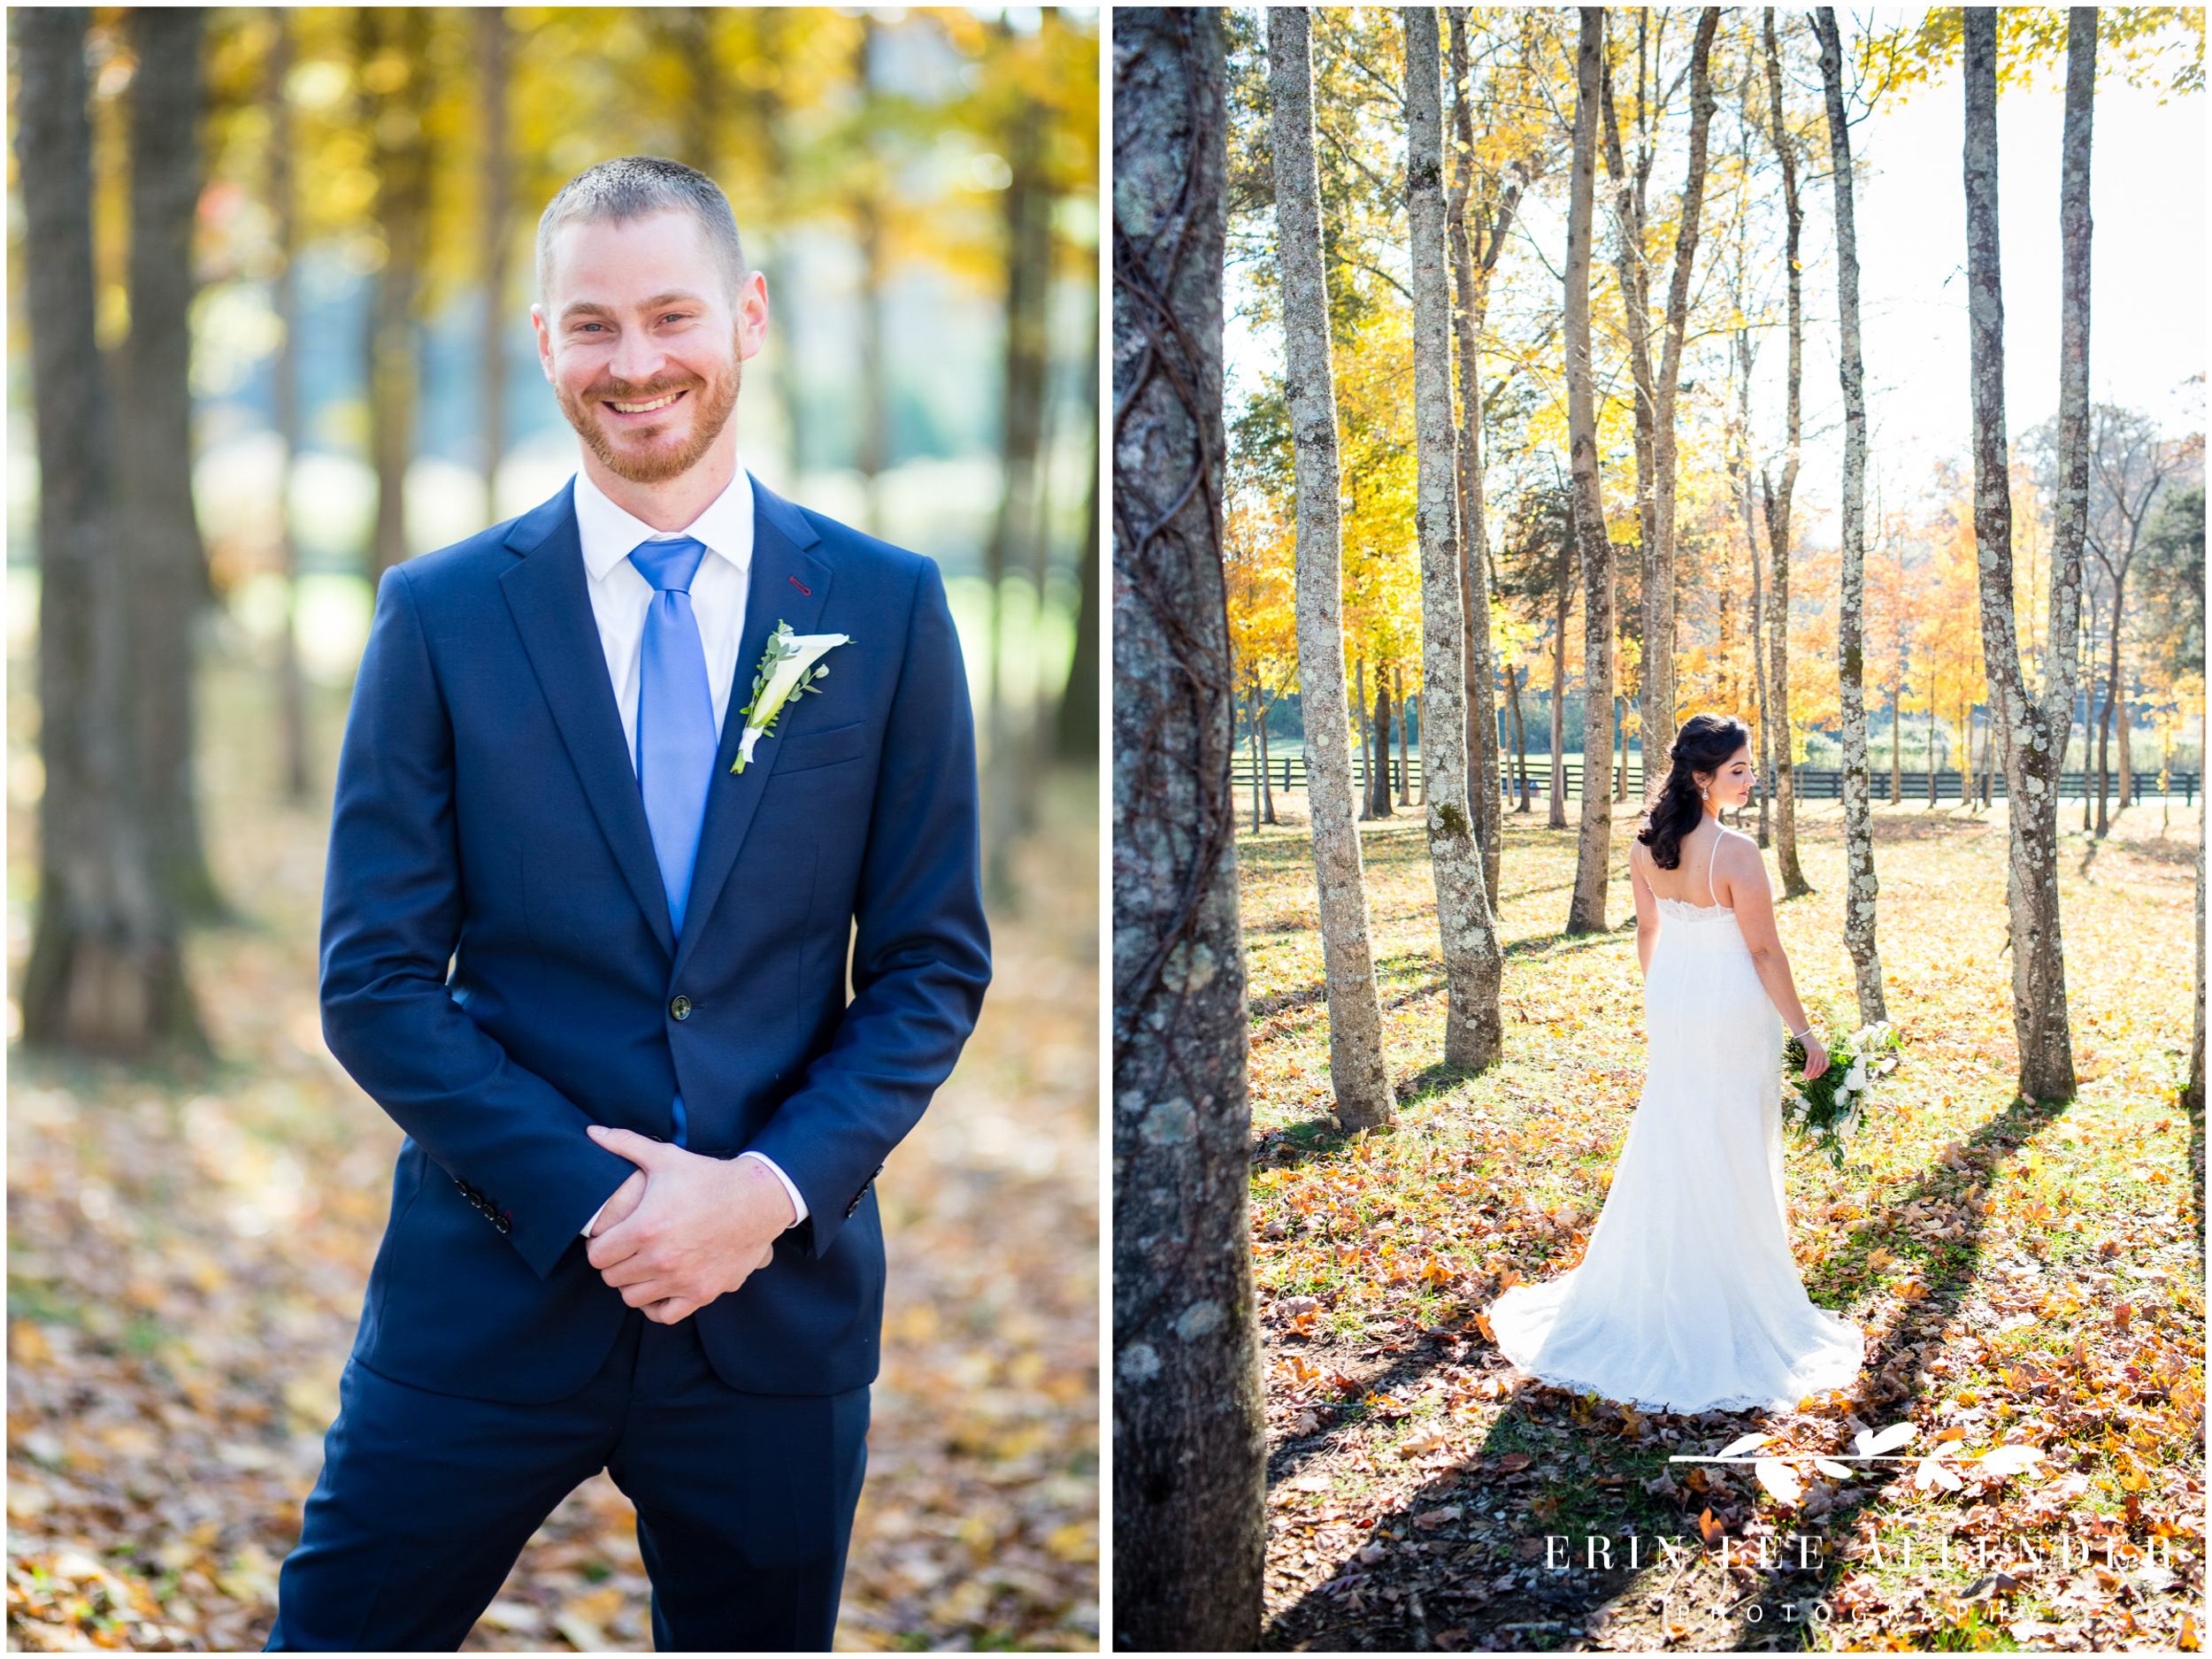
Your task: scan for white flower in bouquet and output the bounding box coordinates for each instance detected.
[1845,1064,1868,1091]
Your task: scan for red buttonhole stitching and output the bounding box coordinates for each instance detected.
[788,575,812,595]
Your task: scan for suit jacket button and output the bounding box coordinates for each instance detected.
[670,995,692,1020]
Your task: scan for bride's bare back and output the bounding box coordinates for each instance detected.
[1632,818,1740,910]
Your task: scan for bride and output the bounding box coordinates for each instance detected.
[1487,713,1866,1415]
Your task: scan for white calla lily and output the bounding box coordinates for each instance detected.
[732,621,853,772]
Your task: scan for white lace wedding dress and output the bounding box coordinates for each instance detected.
[1486,841,1866,1415]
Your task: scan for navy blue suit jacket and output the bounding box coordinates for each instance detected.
[320,476,989,1404]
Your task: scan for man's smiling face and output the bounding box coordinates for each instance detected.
[533,209,768,487]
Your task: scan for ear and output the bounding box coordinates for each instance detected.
[531,303,555,383]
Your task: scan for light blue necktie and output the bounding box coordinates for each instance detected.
[629,536,717,1148]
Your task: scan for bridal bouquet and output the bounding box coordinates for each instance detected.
[1781,1019,1902,1169]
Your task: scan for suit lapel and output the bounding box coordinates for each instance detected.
[672,478,833,976]
[498,484,678,957]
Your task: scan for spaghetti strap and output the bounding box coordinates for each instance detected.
[1709,831,1719,909]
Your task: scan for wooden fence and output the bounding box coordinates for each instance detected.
[1231,754,2201,807]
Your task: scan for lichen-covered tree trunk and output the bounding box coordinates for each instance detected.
[1447,8,1509,907]
[18,8,200,1056]
[1762,7,1811,895]
[1961,6,2085,1101]
[1648,7,1721,774]
[1408,7,1504,1071]
[1110,13,1263,1647]
[1814,8,1886,1025]
[122,7,223,925]
[1272,6,1393,1130]
[1563,9,1613,937]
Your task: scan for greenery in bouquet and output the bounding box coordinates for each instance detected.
[1782,1018,1903,1170]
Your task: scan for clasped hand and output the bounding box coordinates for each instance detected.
[583,1125,796,1324]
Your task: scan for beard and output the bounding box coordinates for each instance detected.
[557,342,741,486]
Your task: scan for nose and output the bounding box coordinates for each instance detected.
[605,327,672,390]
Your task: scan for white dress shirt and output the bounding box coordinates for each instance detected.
[569,462,810,1234]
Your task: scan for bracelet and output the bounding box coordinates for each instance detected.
[1789,1025,1814,1041]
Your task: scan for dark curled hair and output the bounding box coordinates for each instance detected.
[1636,713,1751,870]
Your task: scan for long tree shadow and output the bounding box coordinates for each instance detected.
[1697,1088,2079,1648]
[1254,1086,2093,1651]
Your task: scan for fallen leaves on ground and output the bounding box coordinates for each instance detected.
[6,650,1097,1652]
[1240,792,2202,1653]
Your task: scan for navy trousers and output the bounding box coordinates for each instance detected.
[267,1310,868,1651]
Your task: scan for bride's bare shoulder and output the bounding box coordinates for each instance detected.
[1713,825,1770,885]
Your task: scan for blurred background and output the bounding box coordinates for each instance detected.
[7,6,1099,1650]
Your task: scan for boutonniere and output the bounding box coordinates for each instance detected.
[732,619,851,772]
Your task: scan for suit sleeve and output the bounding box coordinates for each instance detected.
[320,565,638,1278]
[744,557,991,1256]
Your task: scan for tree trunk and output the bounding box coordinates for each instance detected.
[1447,8,1507,910]
[856,52,890,535]
[1926,703,1939,810]
[362,5,431,581]
[1407,6,1504,1071]
[1761,7,1810,893]
[1814,8,1886,1024]
[1548,586,1569,829]
[1509,663,1531,813]
[984,65,1054,902]
[1600,30,1663,783]
[1110,15,1263,1649]
[1257,681,1276,825]
[1890,682,1903,805]
[2187,814,2205,1113]
[120,7,223,925]
[665,6,721,173]
[1057,292,1102,764]
[1351,659,1365,815]
[1564,9,1613,937]
[1738,327,1773,848]
[741,11,806,481]
[1647,8,1722,787]
[1962,5,2085,1102]
[1982,697,1997,806]
[1271,5,1393,1132]
[2116,672,2131,809]
[478,7,511,532]
[1394,665,1411,808]
[267,7,311,806]
[1614,693,1626,802]
[18,7,202,1055]
[1372,680,1395,817]
[2096,580,2123,835]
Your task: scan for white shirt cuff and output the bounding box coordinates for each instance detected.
[740,1149,809,1225]
[581,1198,608,1238]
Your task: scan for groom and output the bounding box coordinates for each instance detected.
[268,157,989,1650]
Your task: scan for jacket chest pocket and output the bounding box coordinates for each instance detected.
[765,720,870,778]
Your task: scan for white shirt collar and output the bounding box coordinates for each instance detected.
[572,460,756,584]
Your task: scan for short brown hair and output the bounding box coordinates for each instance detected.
[535,156,748,303]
